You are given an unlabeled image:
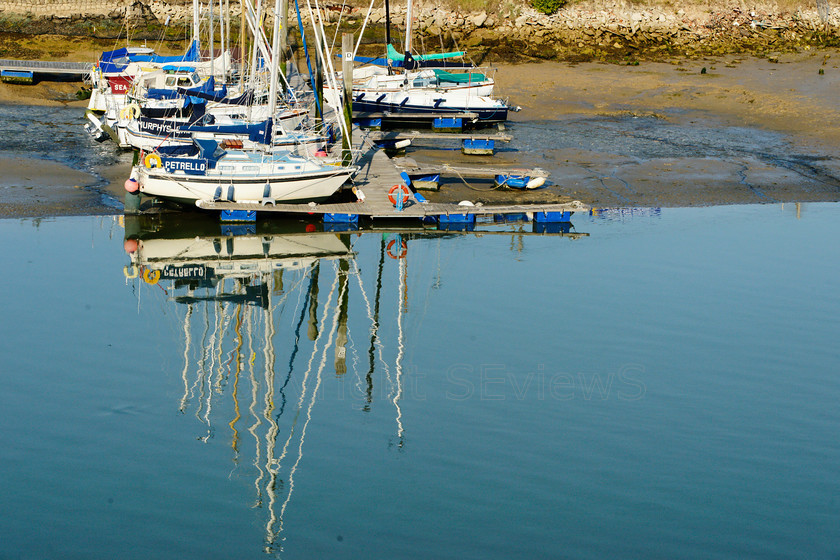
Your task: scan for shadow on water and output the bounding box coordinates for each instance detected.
[120,213,589,555]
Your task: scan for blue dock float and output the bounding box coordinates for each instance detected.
[1,70,33,84]
[324,213,359,223]
[437,212,476,225]
[221,224,257,236]
[533,210,573,223]
[220,209,257,222]
[324,222,360,232]
[494,213,529,223]
[438,220,476,232]
[433,117,463,131]
[358,117,383,129]
[534,222,573,234]
[463,138,495,155]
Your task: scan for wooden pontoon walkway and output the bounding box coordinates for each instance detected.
[0,59,92,77]
[196,146,586,221]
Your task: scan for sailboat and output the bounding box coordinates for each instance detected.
[132,137,355,205]
[324,0,514,124]
[85,0,235,142]
[130,0,357,207]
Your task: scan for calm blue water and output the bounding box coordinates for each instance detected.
[1,203,839,559]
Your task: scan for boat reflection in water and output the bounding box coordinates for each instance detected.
[121,214,588,554]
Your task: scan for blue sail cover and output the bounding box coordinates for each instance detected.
[97,40,201,74]
[181,119,273,144]
[180,87,255,106]
[345,45,473,69]
[147,76,217,102]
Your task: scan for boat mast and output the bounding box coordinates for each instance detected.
[385,0,391,49]
[193,0,201,49]
[239,0,246,87]
[403,0,412,55]
[384,0,392,73]
[267,0,283,132]
[279,0,288,96]
[210,0,215,77]
[218,0,226,78]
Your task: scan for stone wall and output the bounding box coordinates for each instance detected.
[2,0,840,61]
[0,0,190,20]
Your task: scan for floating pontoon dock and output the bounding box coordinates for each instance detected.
[0,59,92,82]
[392,157,549,180]
[193,148,584,225]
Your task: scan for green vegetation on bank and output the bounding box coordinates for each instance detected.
[530,0,565,14]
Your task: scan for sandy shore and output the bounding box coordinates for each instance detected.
[2,47,840,216]
[0,154,108,218]
[498,50,840,151]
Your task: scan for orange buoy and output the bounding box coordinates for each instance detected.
[387,184,411,207]
[124,177,139,193]
[124,238,139,253]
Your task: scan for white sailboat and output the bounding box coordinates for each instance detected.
[130,0,357,207]
[133,138,355,205]
[324,0,513,124]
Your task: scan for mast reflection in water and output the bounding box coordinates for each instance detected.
[122,214,587,555]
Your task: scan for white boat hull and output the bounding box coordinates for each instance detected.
[137,164,355,205]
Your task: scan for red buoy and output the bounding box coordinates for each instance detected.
[124,238,139,253]
[124,178,139,193]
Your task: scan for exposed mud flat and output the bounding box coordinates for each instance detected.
[0,155,103,218]
[465,51,840,208]
[3,49,840,215]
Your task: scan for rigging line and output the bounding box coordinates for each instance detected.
[201,296,226,441]
[262,271,279,473]
[276,259,345,538]
[246,301,267,508]
[228,303,245,456]
[361,237,386,401]
[275,263,316,419]
[306,0,353,144]
[274,265,339,467]
[352,0,378,61]
[349,258,376,399]
[374,238,394,395]
[329,0,349,54]
[193,298,213,418]
[347,329,364,394]
[293,0,323,120]
[179,303,194,413]
[268,268,310,314]
[216,299,235,392]
[393,254,406,443]
[264,265,340,543]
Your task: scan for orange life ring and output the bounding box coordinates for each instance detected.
[387,184,411,207]
[387,238,408,259]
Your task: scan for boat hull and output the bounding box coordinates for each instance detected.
[352,98,508,122]
[137,166,356,206]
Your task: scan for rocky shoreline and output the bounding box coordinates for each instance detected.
[2,0,840,62]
